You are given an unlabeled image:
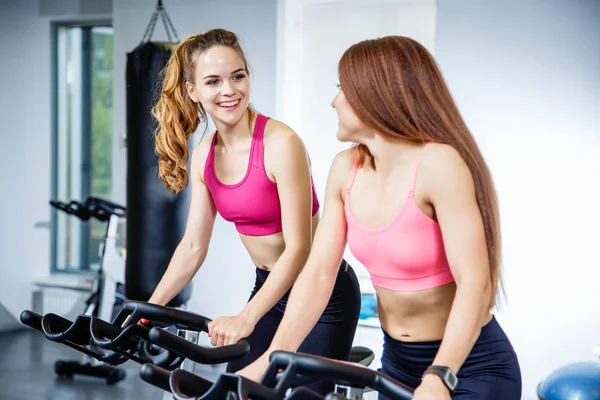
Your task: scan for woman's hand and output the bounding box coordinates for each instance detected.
[236,352,271,383]
[207,315,255,347]
[413,375,452,400]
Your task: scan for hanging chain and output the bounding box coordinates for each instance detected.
[140,0,180,44]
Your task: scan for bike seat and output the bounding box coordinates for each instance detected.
[349,346,374,367]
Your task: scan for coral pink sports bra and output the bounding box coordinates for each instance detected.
[204,114,320,236]
[344,144,455,291]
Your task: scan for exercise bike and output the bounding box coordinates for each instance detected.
[130,302,413,400]
[20,299,252,396]
[25,197,128,383]
[140,346,415,399]
[88,301,381,400]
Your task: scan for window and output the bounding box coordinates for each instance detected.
[51,22,114,273]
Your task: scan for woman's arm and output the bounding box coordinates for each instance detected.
[147,144,217,306]
[266,150,351,352]
[236,150,352,380]
[209,123,315,346]
[418,144,492,390]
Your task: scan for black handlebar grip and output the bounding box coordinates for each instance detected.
[120,301,211,332]
[19,310,44,333]
[41,314,93,346]
[89,315,147,351]
[193,373,280,400]
[139,364,172,393]
[169,369,214,398]
[148,327,250,365]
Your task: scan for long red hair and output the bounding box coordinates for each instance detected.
[339,36,504,309]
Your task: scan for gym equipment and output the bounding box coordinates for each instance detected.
[118,301,251,399]
[29,197,128,383]
[50,197,127,320]
[20,301,250,392]
[21,310,130,384]
[20,300,250,394]
[537,361,600,400]
[125,0,191,307]
[143,337,378,399]
[265,351,414,400]
[137,309,408,400]
[92,301,249,370]
[135,305,381,399]
[140,349,414,399]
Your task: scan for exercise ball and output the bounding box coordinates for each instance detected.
[538,362,600,400]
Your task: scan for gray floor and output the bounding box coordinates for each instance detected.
[0,328,165,400]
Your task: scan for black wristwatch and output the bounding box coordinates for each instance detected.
[423,365,458,393]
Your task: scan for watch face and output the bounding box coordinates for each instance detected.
[424,366,459,391]
[444,369,458,390]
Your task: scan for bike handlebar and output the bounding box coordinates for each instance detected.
[50,197,126,222]
[263,351,414,400]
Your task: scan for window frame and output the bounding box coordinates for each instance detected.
[50,19,113,275]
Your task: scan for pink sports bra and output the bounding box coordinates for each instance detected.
[344,144,455,291]
[204,114,320,236]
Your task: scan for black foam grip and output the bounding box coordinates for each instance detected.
[124,41,191,307]
[140,364,172,393]
[41,314,92,346]
[120,300,211,331]
[148,327,250,365]
[89,315,146,350]
[197,373,280,400]
[19,310,43,333]
[169,369,214,398]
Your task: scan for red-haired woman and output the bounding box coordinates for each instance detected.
[239,36,522,400]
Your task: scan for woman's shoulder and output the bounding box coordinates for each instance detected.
[262,116,299,143]
[190,131,217,176]
[332,147,358,172]
[421,142,468,177]
[327,148,359,194]
[261,116,308,160]
[419,142,474,199]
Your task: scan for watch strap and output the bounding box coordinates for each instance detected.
[423,365,458,393]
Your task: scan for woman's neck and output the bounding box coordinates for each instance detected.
[214,109,254,151]
[362,135,424,176]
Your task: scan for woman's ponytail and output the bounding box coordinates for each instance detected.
[153,38,205,194]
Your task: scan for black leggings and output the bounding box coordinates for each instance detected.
[379,315,522,400]
[226,260,361,395]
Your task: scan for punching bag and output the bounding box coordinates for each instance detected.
[124,2,191,307]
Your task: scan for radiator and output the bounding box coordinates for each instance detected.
[32,287,92,321]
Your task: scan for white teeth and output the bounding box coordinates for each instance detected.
[219,100,239,107]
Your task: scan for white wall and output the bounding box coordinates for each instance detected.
[111,0,279,321]
[435,0,600,397]
[0,0,111,326]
